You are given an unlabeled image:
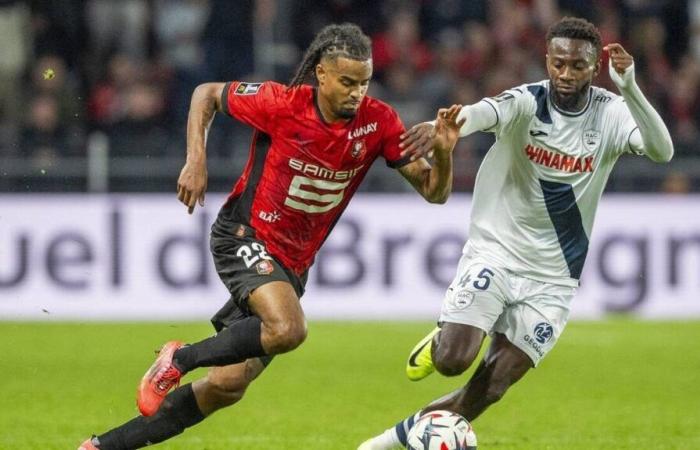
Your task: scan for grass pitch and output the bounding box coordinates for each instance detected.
[1,320,699,449]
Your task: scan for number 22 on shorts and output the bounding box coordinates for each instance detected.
[236,242,272,268]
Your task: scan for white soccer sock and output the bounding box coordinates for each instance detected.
[394,411,421,448]
[377,428,401,448]
[360,427,401,450]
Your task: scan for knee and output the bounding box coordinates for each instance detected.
[434,354,471,377]
[202,373,249,409]
[433,342,478,377]
[265,319,308,354]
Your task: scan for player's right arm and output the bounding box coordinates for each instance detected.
[400,98,503,160]
[178,82,226,214]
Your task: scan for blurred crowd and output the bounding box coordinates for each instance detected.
[0,0,698,192]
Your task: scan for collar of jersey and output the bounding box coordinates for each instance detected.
[312,88,355,130]
[548,85,592,118]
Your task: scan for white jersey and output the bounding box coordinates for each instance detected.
[466,80,640,287]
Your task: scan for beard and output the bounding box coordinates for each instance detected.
[551,81,591,111]
[335,107,358,119]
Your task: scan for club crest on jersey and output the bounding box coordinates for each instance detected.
[453,290,475,309]
[235,82,262,95]
[582,129,601,152]
[350,139,366,159]
[256,259,274,275]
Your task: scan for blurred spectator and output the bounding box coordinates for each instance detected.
[31,54,84,127]
[106,82,168,157]
[381,63,432,126]
[30,0,86,69]
[557,0,594,20]
[419,28,465,110]
[290,0,383,51]
[488,0,540,53]
[153,0,210,124]
[21,94,80,162]
[419,0,488,42]
[660,171,692,194]
[0,1,699,193]
[85,0,149,64]
[665,56,700,155]
[88,54,142,128]
[691,0,700,61]
[0,1,31,152]
[202,0,255,81]
[372,8,433,80]
[629,17,673,101]
[459,22,497,80]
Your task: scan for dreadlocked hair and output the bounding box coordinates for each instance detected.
[288,23,372,87]
[546,17,602,56]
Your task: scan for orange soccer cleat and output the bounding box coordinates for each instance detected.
[137,340,185,416]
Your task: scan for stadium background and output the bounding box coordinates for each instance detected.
[1,1,699,449]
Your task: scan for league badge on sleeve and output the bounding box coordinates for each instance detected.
[235,82,262,95]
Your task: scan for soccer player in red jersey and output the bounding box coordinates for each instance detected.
[79,23,464,450]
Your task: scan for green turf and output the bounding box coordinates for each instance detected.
[1,320,699,449]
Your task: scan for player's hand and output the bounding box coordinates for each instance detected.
[604,43,634,74]
[431,104,466,161]
[177,160,208,214]
[400,105,465,161]
[400,122,436,161]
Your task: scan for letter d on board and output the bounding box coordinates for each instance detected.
[157,213,209,288]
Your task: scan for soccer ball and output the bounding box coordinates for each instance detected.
[406,410,477,450]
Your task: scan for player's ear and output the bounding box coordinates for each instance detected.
[316,63,326,85]
[593,57,601,77]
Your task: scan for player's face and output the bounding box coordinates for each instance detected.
[316,56,372,120]
[546,37,600,111]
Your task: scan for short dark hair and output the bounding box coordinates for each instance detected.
[288,23,372,87]
[546,17,602,56]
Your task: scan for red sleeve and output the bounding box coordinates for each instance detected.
[381,107,411,168]
[221,81,285,133]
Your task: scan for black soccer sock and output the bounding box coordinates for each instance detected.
[95,384,205,450]
[172,316,266,373]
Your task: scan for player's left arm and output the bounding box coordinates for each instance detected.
[398,105,465,203]
[605,43,674,163]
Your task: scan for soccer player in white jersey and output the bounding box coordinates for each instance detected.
[359,17,673,450]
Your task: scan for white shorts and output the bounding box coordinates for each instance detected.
[439,252,576,366]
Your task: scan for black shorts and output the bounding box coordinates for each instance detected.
[209,211,308,334]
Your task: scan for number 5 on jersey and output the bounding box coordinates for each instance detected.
[284,175,350,214]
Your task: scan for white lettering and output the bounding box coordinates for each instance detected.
[289,159,304,171]
[347,122,378,140]
[288,158,363,181]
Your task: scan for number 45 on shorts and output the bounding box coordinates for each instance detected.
[458,267,495,291]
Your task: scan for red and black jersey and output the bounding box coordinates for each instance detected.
[220,81,410,275]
